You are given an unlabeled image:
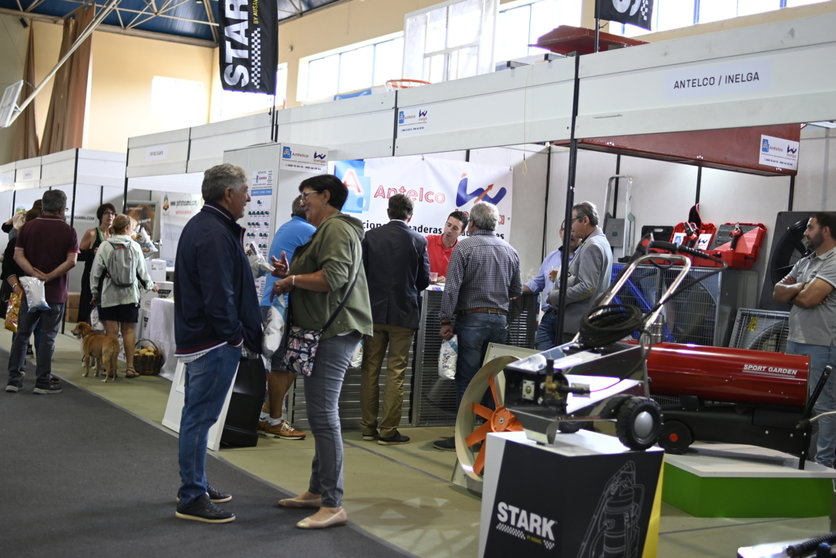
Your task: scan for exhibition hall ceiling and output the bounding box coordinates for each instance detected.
[0,0,341,45]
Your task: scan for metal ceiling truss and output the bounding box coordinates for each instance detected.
[1,0,346,46]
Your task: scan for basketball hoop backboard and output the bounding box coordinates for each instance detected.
[0,80,24,128]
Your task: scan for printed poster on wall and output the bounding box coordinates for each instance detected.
[160,193,203,266]
[332,156,513,241]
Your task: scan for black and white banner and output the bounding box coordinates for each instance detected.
[596,0,654,31]
[219,0,277,94]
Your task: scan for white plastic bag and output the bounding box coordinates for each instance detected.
[133,226,159,257]
[18,276,49,312]
[349,342,363,369]
[90,306,103,331]
[245,242,273,278]
[262,304,285,358]
[438,335,458,381]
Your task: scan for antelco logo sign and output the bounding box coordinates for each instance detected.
[495,501,557,551]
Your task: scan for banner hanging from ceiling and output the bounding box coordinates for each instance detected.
[219,0,277,94]
[596,0,654,31]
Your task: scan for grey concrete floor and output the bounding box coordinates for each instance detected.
[13,330,832,557]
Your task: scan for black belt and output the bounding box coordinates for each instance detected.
[459,307,507,316]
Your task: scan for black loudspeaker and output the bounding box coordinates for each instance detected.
[221,357,266,448]
[758,211,815,311]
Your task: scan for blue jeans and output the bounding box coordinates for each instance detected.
[535,309,557,350]
[177,344,241,505]
[454,313,508,407]
[304,332,360,508]
[7,296,64,389]
[787,341,836,468]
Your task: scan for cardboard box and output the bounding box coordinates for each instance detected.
[64,305,79,323]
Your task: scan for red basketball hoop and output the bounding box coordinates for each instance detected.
[385,79,431,91]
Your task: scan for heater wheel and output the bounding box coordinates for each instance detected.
[658,419,693,454]
[615,396,663,451]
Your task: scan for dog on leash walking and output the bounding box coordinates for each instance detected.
[70,321,120,382]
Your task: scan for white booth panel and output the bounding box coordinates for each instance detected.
[40,149,126,189]
[575,12,836,139]
[276,92,396,160]
[126,127,190,178]
[394,59,575,156]
[187,112,273,173]
[14,156,41,190]
[0,162,14,192]
[128,172,203,194]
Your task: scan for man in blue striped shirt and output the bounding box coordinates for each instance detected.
[523,221,579,350]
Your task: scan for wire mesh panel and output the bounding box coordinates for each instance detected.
[288,336,414,431]
[609,264,666,340]
[412,291,453,425]
[411,290,539,426]
[729,308,790,353]
[659,267,721,346]
[610,264,757,346]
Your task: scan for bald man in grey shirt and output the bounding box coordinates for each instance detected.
[547,201,613,344]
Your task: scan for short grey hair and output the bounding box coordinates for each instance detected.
[469,201,499,231]
[202,163,247,204]
[573,201,599,226]
[41,189,67,213]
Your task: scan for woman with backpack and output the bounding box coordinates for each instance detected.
[90,214,157,379]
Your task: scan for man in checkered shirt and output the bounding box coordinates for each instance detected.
[434,201,521,451]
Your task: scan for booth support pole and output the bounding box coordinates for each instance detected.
[788,174,795,211]
[554,53,582,340]
[612,154,621,218]
[695,166,702,204]
[270,96,278,143]
[540,143,552,260]
[69,148,79,229]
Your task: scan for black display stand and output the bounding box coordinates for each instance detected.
[479,431,663,558]
[220,357,266,448]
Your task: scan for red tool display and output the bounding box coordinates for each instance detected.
[708,222,766,270]
[670,221,716,250]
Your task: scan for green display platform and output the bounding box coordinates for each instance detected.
[663,443,836,517]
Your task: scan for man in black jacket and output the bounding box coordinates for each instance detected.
[359,194,430,445]
[172,163,263,524]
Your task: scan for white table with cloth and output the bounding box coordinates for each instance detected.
[145,297,177,380]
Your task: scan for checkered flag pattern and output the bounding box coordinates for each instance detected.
[251,28,262,89]
[640,0,650,23]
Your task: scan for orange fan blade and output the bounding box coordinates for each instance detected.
[472,443,487,476]
[488,375,502,408]
[472,402,494,420]
[507,416,524,431]
[465,421,492,448]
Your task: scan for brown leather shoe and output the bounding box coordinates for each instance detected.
[262,420,306,440]
[296,507,347,529]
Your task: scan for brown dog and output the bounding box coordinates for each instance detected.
[71,322,120,382]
